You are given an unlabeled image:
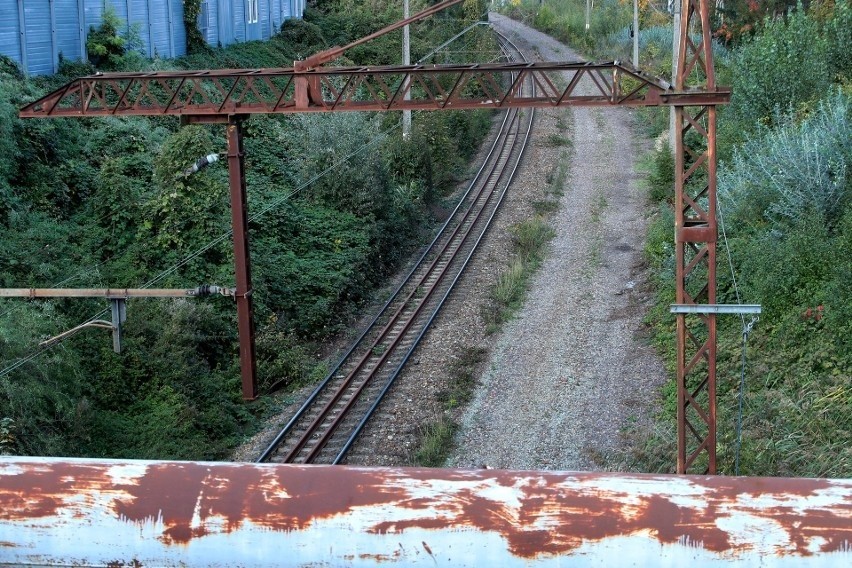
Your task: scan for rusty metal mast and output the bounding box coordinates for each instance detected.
[673,0,719,474]
[18,1,726,472]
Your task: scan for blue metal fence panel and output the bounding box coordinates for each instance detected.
[55,0,84,65]
[217,0,233,46]
[129,0,150,56]
[148,0,169,57]
[83,0,103,31]
[23,0,54,75]
[110,0,128,29]
[0,2,22,67]
[170,0,185,57]
[234,0,245,43]
[1,0,300,75]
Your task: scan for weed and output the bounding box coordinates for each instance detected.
[546,133,572,147]
[437,347,488,410]
[533,199,560,215]
[483,217,556,330]
[589,191,609,224]
[413,416,458,467]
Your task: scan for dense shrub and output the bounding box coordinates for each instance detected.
[720,90,851,231]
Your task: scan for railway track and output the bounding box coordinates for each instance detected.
[258,32,535,465]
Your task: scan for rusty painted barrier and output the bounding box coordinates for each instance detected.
[1,458,850,566]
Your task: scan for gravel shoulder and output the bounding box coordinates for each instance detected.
[234,14,667,470]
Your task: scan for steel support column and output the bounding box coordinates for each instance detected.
[226,115,258,400]
[675,0,718,474]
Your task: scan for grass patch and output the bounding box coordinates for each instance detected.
[589,191,609,223]
[546,132,572,147]
[413,346,488,467]
[546,151,570,197]
[438,347,489,410]
[483,217,556,332]
[413,416,458,467]
[533,199,560,214]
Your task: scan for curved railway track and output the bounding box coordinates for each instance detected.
[258,32,535,465]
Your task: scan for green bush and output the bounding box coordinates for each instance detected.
[726,6,830,137]
[720,90,851,231]
[647,142,675,203]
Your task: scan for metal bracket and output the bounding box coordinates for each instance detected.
[670,304,762,314]
[110,298,127,353]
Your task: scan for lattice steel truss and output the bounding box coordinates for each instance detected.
[19,62,726,118]
[675,0,719,474]
[19,1,727,473]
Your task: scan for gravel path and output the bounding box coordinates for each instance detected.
[445,14,666,470]
[235,15,666,470]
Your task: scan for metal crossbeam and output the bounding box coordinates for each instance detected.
[0,287,233,299]
[19,62,729,119]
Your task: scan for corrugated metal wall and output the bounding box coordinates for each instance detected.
[22,0,55,75]
[0,0,305,75]
[0,3,22,67]
[199,0,305,49]
[55,0,85,66]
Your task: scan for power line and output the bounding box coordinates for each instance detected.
[718,199,759,476]
[1,15,498,381]
[0,118,399,381]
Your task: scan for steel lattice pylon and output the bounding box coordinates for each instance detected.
[19,1,727,473]
[675,0,719,474]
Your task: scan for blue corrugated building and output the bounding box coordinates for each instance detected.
[0,0,305,76]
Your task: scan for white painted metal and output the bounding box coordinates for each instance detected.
[1,458,850,567]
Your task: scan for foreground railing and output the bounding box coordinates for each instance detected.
[1,457,849,566]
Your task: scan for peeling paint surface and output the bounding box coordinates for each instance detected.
[1,458,850,566]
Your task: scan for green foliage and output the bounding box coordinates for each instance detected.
[0,55,23,80]
[726,5,831,138]
[504,0,630,56]
[146,125,229,253]
[825,1,852,81]
[713,0,798,45]
[0,0,501,461]
[86,6,130,69]
[647,143,675,203]
[483,217,556,330]
[279,16,328,56]
[0,417,14,455]
[413,416,457,467]
[252,202,372,337]
[182,0,209,54]
[720,90,851,231]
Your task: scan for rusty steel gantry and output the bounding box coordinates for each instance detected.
[19,0,726,474]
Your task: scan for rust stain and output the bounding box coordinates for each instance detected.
[367,471,851,559]
[0,462,116,521]
[0,540,17,547]
[109,463,417,544]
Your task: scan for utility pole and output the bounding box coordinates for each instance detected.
[670,0,681,152]
[586,0,591,30]
[633,0,640,68]
[402,0,412,139]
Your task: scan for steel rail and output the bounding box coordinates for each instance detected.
[259,31,534,464]
[281,112,523,463]
[333,32,535,463]
[256,87,517,463]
